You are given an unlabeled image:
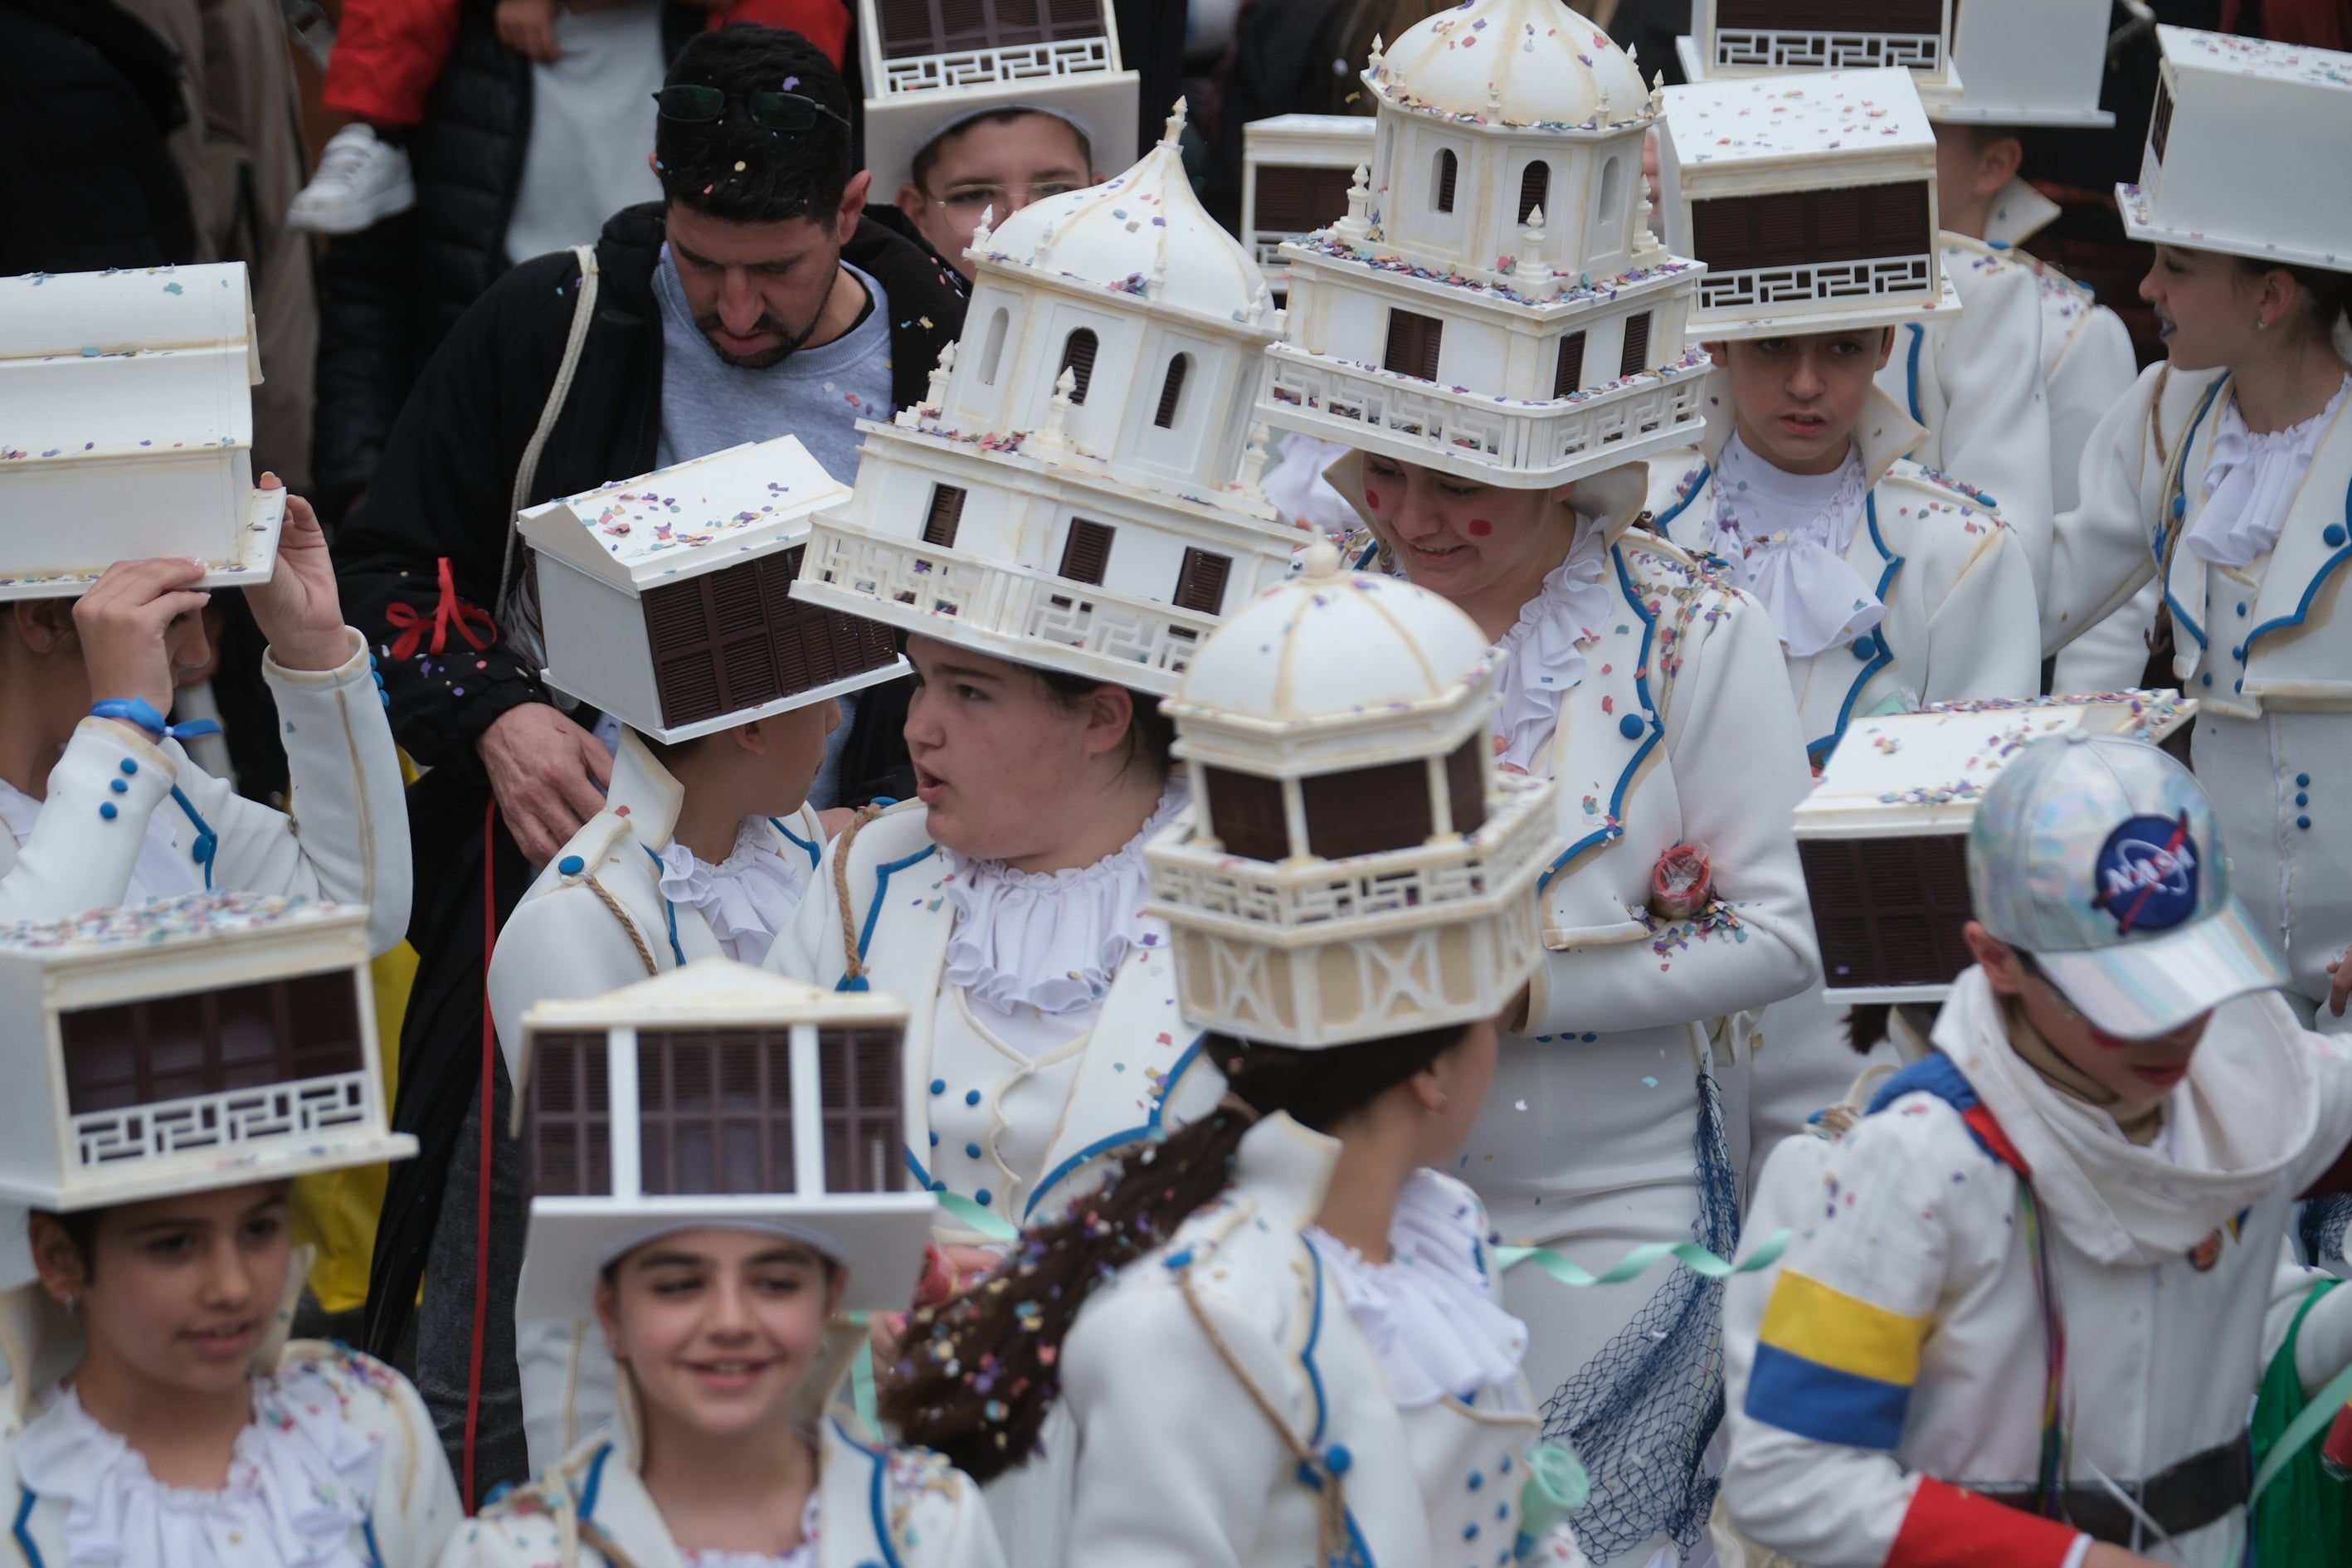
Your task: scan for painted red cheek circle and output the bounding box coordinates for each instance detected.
[1365,489,1383,509]
[1466,518,1493,537]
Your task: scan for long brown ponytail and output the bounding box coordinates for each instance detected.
[882,1023,1472,1479]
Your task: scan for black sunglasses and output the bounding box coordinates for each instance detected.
[653,84,850,134]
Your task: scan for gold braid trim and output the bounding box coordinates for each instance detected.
[832,802,890,986]
[582,872,659,977]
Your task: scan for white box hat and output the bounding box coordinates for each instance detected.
[1936,0,2115,128]
[1678,0,1964,114]
[518,437,908,743]
[0,892,413,1211]
[0,264,285,601]
[1241,114,1376,296]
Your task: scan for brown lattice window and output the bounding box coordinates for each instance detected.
[1717,0,1939,29]
[1303,759,1433,859]
[636,1030,795,1196]
[1690,183,1931,274]
[1152,356,1189,428]
[2150,77,2174,162]
[1059,328,1098,405]
[1444,737,1486,835]
[1251,164,1356,233]
[1517,161,1551,225]
[1059,517,1114,584]
[1801,835,1974,989]
[1553,331,1587,399]
[923,484,967,548]
[59,971,365,1116]
[640,548,899,728]
[1172,548,1230,614]
[524,1032,610,1198]
[875,0,1107,60]
[1205,767,1289,861]
[820,1027,904,1193]
[1433,149,1458,213]
[1619,313,1653,380]
[1384,309,1444,381]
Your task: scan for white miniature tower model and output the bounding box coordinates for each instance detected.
[1938,0,2115,128]
[1794,693,2193,1002]
[512,958,936,1317]
[1654,70,1960,342]
[858,0,1138,200]
[0,263,285,600]
[1256,0,1709,486]
[0,892,412,1210]
[1678,0,1963,113]
[795,103,1303,696]
[2119,27,2352,271]
[518,437,905,743]
[1146,543,1563,1045]
[1241,114,1377,295]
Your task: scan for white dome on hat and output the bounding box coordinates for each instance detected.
[983,101,1269,322]
[1375,0,1652,129]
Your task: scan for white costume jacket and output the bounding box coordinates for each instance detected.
[0,629,409,956]
[2043,360,2352,1017]
[1720,968,2352,1568]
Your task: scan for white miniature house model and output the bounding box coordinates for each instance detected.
[1241,114,1377,290]
[1146,543,1561,1045]
[795,105,1303,696]
[2119,27,2352,271]
[858,0,1138,197]
[1794,694,2194,1003]
[1940,0,2115,128]
[513,958,936,1317]
[0,892,411,1210]
[1255,0,1709,487]
[518,437,904,743]
[1654,70,1958,340]
[1677,0,1962,112]
[0,263,285,600]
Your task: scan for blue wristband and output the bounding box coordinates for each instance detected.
[89,697,222,743]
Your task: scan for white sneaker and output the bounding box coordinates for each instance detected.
[287,124,416,234]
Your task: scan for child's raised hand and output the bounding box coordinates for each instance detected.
[244,473,353,673]
[73,558,212,719]
[495,0,562,61]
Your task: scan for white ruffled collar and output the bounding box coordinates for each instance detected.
[1702,434,1884,659]
[1307,1170,1531,1410]
[941,782,1186,1017]
[17,1364,383,1568]
[1492,518,1613,774]
[679,1490,821,1568]
[657,819,812,966]
[2189,373,2352,570]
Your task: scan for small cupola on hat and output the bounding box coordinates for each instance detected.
[1936,0,2115,128]
[513,957,935,1318]
[0,264,285,601]
[1144,543,1565,1047]
[1656,69,1961,341]
[1678,0,1963,113]
[1790,692,2194,1006]
[795,102,1304,696]
[0,892,412,1211]
[1257,0,1710,486]
[857,0,1138,205]
[1243,114,1376,304]
[2119,27,2352,271]
[518,437,904,743]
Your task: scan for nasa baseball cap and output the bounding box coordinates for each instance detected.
[1968,730,2288,1038]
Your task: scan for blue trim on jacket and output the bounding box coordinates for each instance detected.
[12,1489,39,1568]
[1903,324,1926,425]
[1865,1052,2012,1170]
[2243,470,2352,657]
[169,786,218,889]
[1651,462,1711,533]
[770,816,822,870]
[1021,1035,1208,1221]
[1536,543,1663,891]
[838,839,944,992]
[1804,494,1904,762]
[2156,374,2229,655]
[639,845,687,967]
[828,1417,907,1568]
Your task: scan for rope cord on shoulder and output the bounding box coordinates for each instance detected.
[832,802,889,987]
[582,874,659,978]
[496,243,601,625]
[1174,1264,1350,1566]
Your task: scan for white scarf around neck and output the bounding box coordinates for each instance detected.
[1702,434,1884,659]
[2189,373,2351,569]
[1492,516,1613,774]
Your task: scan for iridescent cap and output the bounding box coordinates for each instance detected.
[1969,731,2286,1036]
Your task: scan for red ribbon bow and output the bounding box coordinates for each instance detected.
[387,557,498,663]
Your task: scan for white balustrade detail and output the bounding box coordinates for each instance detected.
[74,1071,372,1167]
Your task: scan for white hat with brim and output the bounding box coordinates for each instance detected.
[2116,181,2352,272]
[862,75,1136,203]
[2030,893,2291,1039]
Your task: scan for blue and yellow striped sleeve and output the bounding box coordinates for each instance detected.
[1743,1269,1933,1451]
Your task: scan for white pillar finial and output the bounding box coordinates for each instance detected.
[1369,32,1385,68]
[1035,368,1077,453]
[1161,96,1188,149]
[1336,163,1373,245]
[971,204,996,251]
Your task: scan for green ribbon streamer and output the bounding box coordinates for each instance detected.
[2252,1351,2352,1504]
[935,1190,1020,1242]
[1496,1227,1790,1287]
[845,1311,880,1433]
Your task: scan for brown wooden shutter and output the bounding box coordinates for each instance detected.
[1517,160,1551,225]
[1859,182,1931,258]
[1618,313,1653,379]
[636,1029,794,1196]
[1253,164,1356,233]
[1058,328,1098,405]
[876,0,939,58]
[1444,737,1487,835]
[1384,309,1444,381]
[1205,767,1290,860]
[1302,760,1434,859]
[523,1032,610,1197]
[1044,0,1102,34]
[1434,149,1458,212]
[59,971,366,1115]
[820,1026,905,1192]
[1552,330,1587,399]
[1172,548,1231,614]
[755,547,899,698]
[2150,78,2174,162]
[923,484,967,548]
[1722,0,1937,28]
[1153,356,1188,428]
[1059,517,1114,584]
[645,551,897,728]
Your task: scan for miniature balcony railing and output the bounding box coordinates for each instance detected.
[879,37,1113,96]
[1695,254,1935,315]
[74,1069,373,1169]
[1714,28,1943,71]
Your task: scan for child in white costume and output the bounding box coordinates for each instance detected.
[1720,731,2352,1567]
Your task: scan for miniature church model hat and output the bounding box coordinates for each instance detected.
[1970,730,2288,1039]
[2116,27,2352,272]
[1932,0,2115,127]
[1144,543,1563,1048]
[1654,69,1965,343]
[0,263,286,601]
[510,957,937,1321]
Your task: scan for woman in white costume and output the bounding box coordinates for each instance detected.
[2041,26,2352,1031]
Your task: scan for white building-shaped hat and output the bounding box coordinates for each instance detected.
[1145,543,1562,1046]
[1655,70,1961,341]
[1794,692,2194,1003]
[512,958,935,1318]
[1242,114,1377,301]
[1255,0,1709,487]
[858,0,1138,202]
[2118,27,2352,271]
[794,105,1303,696]
[1937,0,2115,127]
[0,892,412,1210]
[0,264,285,601]
[1677,0,1963,113]
[519,438,906,743]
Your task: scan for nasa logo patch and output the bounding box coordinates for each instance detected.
[2091,811,2200,935]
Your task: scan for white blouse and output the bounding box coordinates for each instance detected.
[656,818,812,966]
[1493,519,1613,774]
[2189,373,2352,569]
[1702,434,1884,659]
[678,1491,821,1568]
[15,1365,383,1568]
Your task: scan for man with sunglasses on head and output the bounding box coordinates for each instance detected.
[331,23,963,1497]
